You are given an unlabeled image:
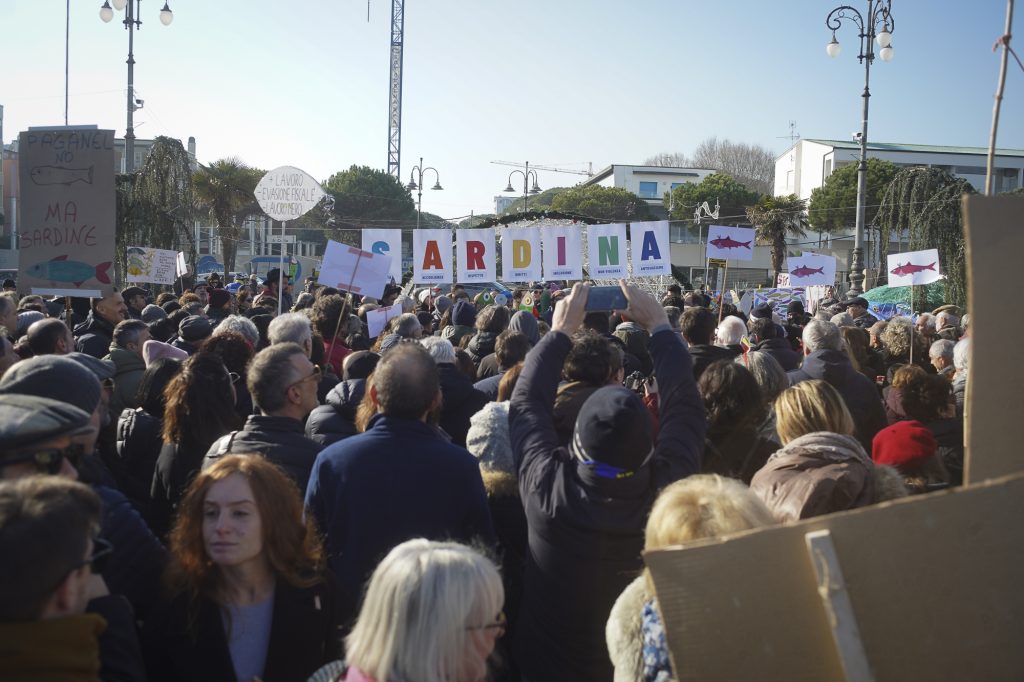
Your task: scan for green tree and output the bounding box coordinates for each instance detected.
[549,185,652,221]
[807,158,899,234]
[666,173,761,227]
[193,158,263,274]
[875,166,976,307]
[500,187,568,215]
[116,136,198,282]
[322,165,416,245]
[746,194,809,284]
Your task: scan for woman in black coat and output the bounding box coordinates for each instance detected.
[141,455,340,682]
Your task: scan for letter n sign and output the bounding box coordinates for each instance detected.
[456,228,495,282]
[586,223,628,279]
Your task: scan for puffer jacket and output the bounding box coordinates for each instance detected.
[203,415,324,492]
[750,431,906,522]
[465,331,498,367]
[305,379,366,447]
[116,407,164,514]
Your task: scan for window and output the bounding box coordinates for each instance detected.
[638,181,658,199]
[824,159,833,177]
[670,182,686,190]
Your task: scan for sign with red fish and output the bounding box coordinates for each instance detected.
[706,225,755,261]
[18,127,115,297]
[785,253,836,286]
[886,248,942,287]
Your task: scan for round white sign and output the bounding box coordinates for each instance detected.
[254,166,327,222]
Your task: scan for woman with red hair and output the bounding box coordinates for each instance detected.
[142,455,340,682]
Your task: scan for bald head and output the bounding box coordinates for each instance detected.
[370,342,440,420]
[26,319,74,356]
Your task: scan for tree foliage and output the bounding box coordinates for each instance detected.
[322,165,416,245]
[807,158,899,234]
[667,173,761,227]
[642,152,690,168]
[746,194,809,283]
[549,185,652,221]
[875,166,976,307]
[500,186,568,215]
[193,158,263,274]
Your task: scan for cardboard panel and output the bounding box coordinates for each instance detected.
[962,195,1024,484]
[646,473,1024,682]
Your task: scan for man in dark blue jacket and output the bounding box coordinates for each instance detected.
[305,342,496,630]
[509,281,706,682]
[788,319,887,452]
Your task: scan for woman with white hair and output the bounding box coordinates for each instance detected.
[308,539,505,682]
[714,315,747,355]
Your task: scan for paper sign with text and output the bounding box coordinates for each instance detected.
[706,225,755,262]
[586,223,628,279]
[542,225,583,280]
[126,246,180,285]
[630,220,672,276]
[785,253,836,286]
[500,226,542,282]
[361,229,403,282]
[17,127,116,297]
[456,228,496,283]
[413,229,452,284]
[318,240,392,299]
[254,166,326,222]
[887,248,942,287]
[366,304,401,338]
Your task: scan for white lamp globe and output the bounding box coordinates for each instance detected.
[826,38,842,58]
[876,30,892,48]
[111,0,127,10]
[879,45,894,61]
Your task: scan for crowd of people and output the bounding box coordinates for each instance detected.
[0,271,971,682]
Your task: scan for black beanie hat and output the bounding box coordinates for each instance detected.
[570,385,653,478]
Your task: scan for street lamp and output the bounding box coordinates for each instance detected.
[502,161,541,212]
[100,0,174,173]
[406,157,443,229]
[825,0,894,298]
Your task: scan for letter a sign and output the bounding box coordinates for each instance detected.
[630,220,672,276]
[456,228,496,283]
[413,229,452,284]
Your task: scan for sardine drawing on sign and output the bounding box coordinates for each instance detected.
[29,165,94,186]
[790,265,825,278]
[709,236,751,250]
[890,261,936,277]
[27,255,111,287]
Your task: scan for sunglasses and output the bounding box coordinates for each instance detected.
[288,365,322,390]
[1,443,85,475]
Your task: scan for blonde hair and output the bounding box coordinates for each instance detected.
[643,475,774,593]
[345,539,504,682]
[774,380,854,444]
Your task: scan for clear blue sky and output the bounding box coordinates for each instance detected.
[3,0,1021,220]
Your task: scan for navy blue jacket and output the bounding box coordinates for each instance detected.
[789,348,888,453]
[74,312,116,359]
[304,414,496,629]
[508,328,705,682]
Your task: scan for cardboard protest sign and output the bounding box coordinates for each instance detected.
[785,253,836,286]
[630,220,672,276]
[126,246,180,285]
[253,166,326,222]
[586,223,628,279]
[886,248,942,287]
[541,225,583,280]
[17,127,116,296]
[318,240,392,298]
[647,473,1024,681]
[500,226,542,282]
[413,229,452,284]
[361,229,403,282]
[366,304,400,338]
[706,225,755,261]
[456,228,496,283]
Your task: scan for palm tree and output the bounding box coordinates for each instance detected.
[746,194,809,285]
[193,158,262,274]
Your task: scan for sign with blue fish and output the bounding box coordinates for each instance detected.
[27,255,111,287]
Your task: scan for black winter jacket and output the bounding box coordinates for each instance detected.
[466,331,498,367]
[751,337,801,372]
[688,343,739,379]
[74,312,116,358]
[115,408,164,513]
[789,349,888,453]
[508,328,705,682]
[438,363,488,447]
[204,415,324,492]
[305,379,366,447]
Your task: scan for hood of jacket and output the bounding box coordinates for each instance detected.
[467,330,498,359]
[451,300,477,327]
[750,431,884,522]
[795,348,856,387]
[325,378,366,421]
[106,347,145,374]
[509,310,540,346]
[438,362,478,404]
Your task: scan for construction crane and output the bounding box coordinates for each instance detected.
[386,0,405,178]
[490,160,594,177]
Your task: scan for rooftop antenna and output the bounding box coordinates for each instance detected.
[778,120,800,143]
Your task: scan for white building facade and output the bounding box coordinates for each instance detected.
[582,164,716,218]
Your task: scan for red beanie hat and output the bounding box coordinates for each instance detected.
[872,420,937,470]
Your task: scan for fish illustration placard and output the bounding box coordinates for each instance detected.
[785,254,836,286]
[126,246,181,285]
[887,248,942,287]
[26,255,111,287]
[29,165,94,186]
[706,225,755,261]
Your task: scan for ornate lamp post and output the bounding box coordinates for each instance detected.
[825,0,894,297]
[502,161,541,213]
[100,0,174,173]
[406,157,443,229]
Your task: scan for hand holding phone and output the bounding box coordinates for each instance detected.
[584,286,628,311]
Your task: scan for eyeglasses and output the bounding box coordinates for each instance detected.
[228,371,241,385]
[288,365,321,390]
[0,443,85,475]
[466,611,506,638]
[79,536,114,575]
